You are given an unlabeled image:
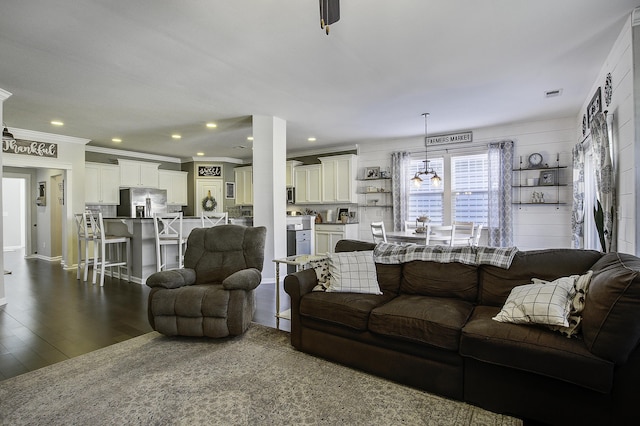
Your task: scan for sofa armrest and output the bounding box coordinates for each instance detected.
[222,268,262,291]
[284,268,318,348]
[146,268,196,289]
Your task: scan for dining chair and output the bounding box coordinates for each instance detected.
[74,212,94,282]
[87,212,131,286]
[405,220,418,232]
[427,225,454,246]
[153,212,187,272]
[451,221,475,246]
[371,221,387,243]
[201,211,228,227]
[471,224,483,246]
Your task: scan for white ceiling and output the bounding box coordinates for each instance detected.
[1,1,638,161]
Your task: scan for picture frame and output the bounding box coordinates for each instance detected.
[364,166,380,179]
[539,169,557,186]
[586,87,602,129]
[36,181,46,206]
[225,182,235,199]
[198,165,223,177]
[336,207,349,223]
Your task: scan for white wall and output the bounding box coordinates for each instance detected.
[356,116,576,250]
[576,12,636,255]
[2,178,24,249]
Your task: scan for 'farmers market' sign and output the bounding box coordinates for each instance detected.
[3,138,58,158]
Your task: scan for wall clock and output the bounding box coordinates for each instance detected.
[528,153,543,168]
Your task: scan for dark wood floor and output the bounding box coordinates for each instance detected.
[0,249,289,381]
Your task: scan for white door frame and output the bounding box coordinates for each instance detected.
[2,172,32,255]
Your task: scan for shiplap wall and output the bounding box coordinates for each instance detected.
[576,14,636,255]
[355,116,576,250]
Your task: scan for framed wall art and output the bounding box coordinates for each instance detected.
[198,165,222,177]
[225,182,235,199]
[586,87,602,128]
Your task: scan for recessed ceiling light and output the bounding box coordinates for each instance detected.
[171,134,182,140]
[196,152,205,156]
[50,120,64,126]
[308,137,316,142]
[247,136,254,141]
[112,138,122,143]
[206,122,217,128]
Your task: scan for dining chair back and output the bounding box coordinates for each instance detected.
[451,221,475,246]
[201,212,228,227]
[427,225,454,246]
[405,220,418,231]
[153,212,187,272]
[86,212,131,286]
[371,221,387,243]
[471,224,484,246]
[74,212,95,281]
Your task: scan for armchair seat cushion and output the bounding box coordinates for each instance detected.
[152,285,229,318]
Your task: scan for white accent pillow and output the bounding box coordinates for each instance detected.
[493,276,576,327]
[326,251,382,295]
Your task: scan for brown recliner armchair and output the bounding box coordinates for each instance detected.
[146,225,267,338]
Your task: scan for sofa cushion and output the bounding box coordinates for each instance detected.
[368,295,474,351]
[582,253,640,364]
[461,306,614,394]
[492,276,576,327]
[300,292,395,331]
[479,249,602,307]
[327,250,382,295]
[334,239,401,294]
[401,261,478,302]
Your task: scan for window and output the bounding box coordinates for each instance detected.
[407,152,488,226]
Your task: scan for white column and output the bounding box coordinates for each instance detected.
[252,115,287,282]
[0,88,13,306]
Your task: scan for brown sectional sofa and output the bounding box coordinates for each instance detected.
[284,240,640,425]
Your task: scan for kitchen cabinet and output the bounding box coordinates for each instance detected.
[85,162,120,204]
[234,166,253,205]
[158,170,188,205]
[294,164,322,204]
[118,159,160,188]
[320,154,357,203]
[286,160,303,187]
[315,223,358,254]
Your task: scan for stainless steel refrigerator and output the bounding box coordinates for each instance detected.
[117,188,168,218]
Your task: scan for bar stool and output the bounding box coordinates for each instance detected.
[74,212,94,282]
[87,212,131,286]
[154,212,187,272]
[201,212,228,227]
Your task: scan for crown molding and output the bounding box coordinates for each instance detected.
[286,144,359,159]
[0,88,12,102]
[86,145,182,163]
[633,7,640,26]
[188,156,245,164]
[10,128,90,145]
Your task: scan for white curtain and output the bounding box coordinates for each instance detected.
[391,152,411,231]
[487,141,513,247]
[571,143,585,248]
[590,111,616,252]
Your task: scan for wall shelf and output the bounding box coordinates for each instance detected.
[512,155,568,210]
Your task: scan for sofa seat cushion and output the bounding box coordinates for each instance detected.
[368,295,474,351]
[460,306,614,393]
[300,292,395,331]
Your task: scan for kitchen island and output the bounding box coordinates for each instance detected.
[104,216,212,284]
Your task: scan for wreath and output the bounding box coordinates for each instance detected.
[201,191,217,212]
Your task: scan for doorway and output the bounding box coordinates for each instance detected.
[2,174,31,254]
[195,179,223,217]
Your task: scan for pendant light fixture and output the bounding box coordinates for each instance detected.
[319,0,340,35]
[2,124,15,143]
[410,113,441,188]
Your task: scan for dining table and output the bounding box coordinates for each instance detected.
[385,228,453,246]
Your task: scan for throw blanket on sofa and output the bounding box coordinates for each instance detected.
[373,242,518,269]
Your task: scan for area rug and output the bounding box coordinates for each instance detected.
[0,324,521,425]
